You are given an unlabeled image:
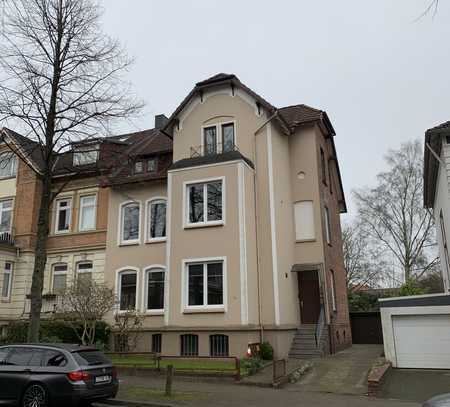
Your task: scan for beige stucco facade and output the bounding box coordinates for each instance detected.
[105,83,351,358]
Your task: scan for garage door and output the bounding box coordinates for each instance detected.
[393,315,450,369]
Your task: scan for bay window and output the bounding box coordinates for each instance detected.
[145,268,165,311]
[55,198,72,233]
[0,199,13,234]
[186,179,223,227]
[120,202,140,244]
[79,195,96,231]
[147,199,166,241]
[185,260,225,310]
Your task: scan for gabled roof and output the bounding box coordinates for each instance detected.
[424,121,450,208]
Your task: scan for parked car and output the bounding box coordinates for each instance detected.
[0,343,118,407]
[423,393,450,407]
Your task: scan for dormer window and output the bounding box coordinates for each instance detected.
[147,158,157,173]
[73,146,98,166]
[134,161,143,173]
[0,152,17,178]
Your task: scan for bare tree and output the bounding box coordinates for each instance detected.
[354,140,436,283]
[59,279,116,345]
[113,309,144,352]
[0,0,143,341]
[342,221,388,291]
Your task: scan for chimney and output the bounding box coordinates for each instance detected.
[155,114,169,130]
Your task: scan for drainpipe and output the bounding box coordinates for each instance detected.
[253,111,280,344]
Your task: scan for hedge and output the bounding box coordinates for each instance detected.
[0,319,110,348]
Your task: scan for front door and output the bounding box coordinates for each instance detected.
[298,270,321,324]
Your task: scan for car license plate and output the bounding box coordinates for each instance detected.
[95,375,111,384]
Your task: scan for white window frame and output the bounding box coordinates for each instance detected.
[76,261,93,284]
[181,256,227,313]
[0,152,17,179]
[145,198,167,243]
[78,194,97,232]
[51,263,68,294]
[1,262,13,300]
[294,200,316,242]
[142,265,166,315]
[116,267,139,313]
[55,197,72,234]
[200,121,237,155]
[183,177,225,229]
[0,198,13,234]
[118,200,141,245]
[324,206,331,245]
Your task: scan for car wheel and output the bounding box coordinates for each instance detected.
[22,383,48,407]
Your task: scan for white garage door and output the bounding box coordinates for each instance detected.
[393,314,450,369]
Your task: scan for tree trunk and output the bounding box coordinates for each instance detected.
[27,176,52,342]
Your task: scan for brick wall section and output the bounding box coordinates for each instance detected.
[14,160,41,252]
[316,127,352,353]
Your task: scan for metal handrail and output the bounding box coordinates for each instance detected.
[314,305,325,348]
[190,143,240,158]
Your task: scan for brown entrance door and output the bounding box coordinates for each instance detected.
[298,270,321,324]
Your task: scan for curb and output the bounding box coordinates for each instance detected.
[367,359,391,397]
[94,398,174,407]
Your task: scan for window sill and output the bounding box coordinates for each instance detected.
[296,238,316,243]
[183,307,225,314]
[118,240,140,247]
[1,298,11,303]
[54,230,71,235]
[146,238,167,244]
[145,310,164,316]
[184,221,224,230]
[0,176,16,181]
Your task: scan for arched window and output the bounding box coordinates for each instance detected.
[76,261,93,287]
[147,199,166,241]
[51,263,67,295]
[209,334,229,357]
[145,267,165,311]
[180,334,198,356]
[120,202,140,244]
[118,270,138,311]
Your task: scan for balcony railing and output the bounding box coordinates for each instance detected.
[190,143,240,158]
[24,294,64,315]
[0,231,15,247]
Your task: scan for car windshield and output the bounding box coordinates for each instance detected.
[72,350,110,366]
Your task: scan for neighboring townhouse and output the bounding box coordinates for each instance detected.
[424,121,450,290]
[104,73,351,358]
[0,129,119,327]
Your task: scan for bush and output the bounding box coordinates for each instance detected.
[1,319,110,347]
[398,279,426,297]
[241,357,263,375]
[260,342,273,360]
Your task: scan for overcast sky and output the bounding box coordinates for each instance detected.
[100,0,449,216]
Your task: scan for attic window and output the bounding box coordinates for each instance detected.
[147,158,157,173]
[134,161,143,174]
[73,146,99,166]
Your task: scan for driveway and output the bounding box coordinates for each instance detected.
[289,344,383,395]
[379,369,450,403]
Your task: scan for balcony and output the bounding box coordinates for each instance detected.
[0,231,15,248]
[190,143,240,159]
[24,293,64,316]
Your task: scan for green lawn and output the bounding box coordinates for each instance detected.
[109,355,237,373]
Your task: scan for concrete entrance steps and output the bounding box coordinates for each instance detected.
[289,324,329,359]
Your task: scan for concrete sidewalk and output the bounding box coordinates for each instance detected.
[290,344,383,395]
[116,374,418,407]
